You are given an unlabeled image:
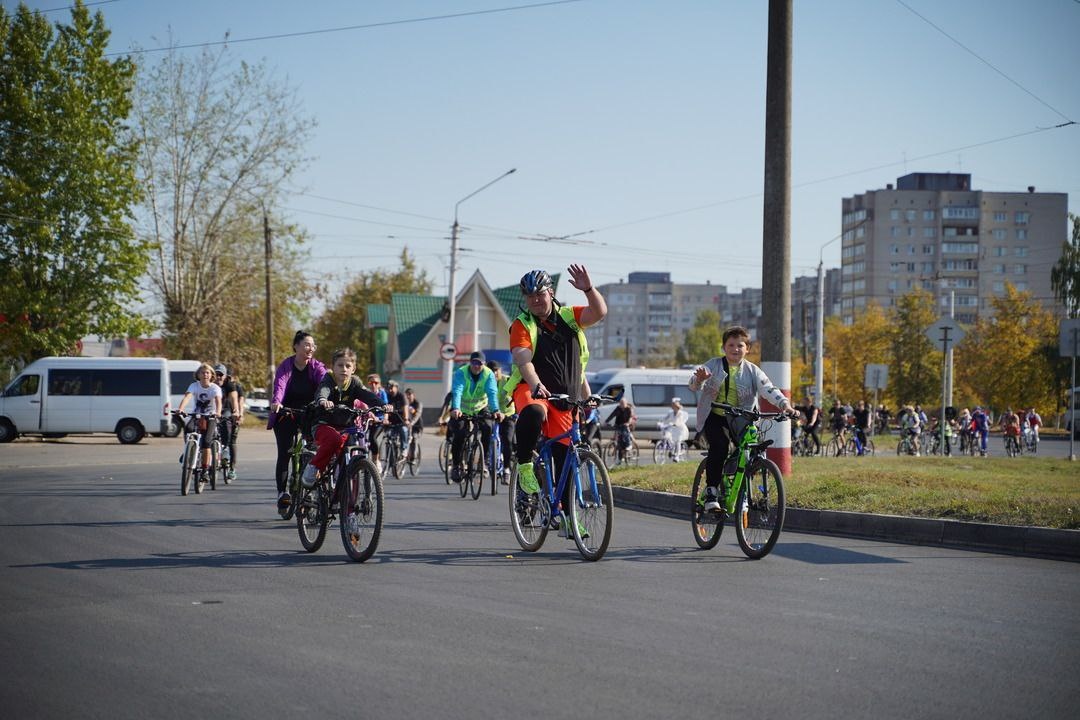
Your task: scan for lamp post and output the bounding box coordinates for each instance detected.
[815,231,842,406]
[443,168,517,393]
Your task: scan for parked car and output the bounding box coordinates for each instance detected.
[245,388,270,419]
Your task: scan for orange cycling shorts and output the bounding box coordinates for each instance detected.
[512,382,574,444]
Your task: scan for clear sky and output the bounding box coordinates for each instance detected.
[14,0,1080,302]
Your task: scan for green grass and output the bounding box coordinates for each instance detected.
[608,454,1080,530]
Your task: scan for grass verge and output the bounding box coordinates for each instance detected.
[608,454,1080,530]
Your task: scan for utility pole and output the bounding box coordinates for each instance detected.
[263,210,274,387]
[760,0,793,476]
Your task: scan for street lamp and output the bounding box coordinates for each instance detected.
[815,231,842,406]
[443,168,517,393]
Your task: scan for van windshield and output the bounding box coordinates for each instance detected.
[4,374,40,397]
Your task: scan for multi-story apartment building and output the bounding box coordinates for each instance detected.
[840,172,1067,324]
[587,270,842,366]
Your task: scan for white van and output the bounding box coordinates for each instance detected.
[591,368,699,442]
[0,357,171,444]
[166,360,203,437]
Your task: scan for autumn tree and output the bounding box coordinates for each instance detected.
[955,283,1058,414]
[675,309,723,366]
[1050,213,1080,318]
[131,41,316,383]
[821,302,891,406]
[0,2,149,366]
[886,288,941,406]
[313,249,433,373]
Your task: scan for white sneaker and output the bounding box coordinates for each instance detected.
[301,463,318,488]
[375,459,383,475]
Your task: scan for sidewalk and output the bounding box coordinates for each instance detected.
[612,485,1080,562]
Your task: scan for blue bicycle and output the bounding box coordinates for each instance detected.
[508,395,614,561]
[487,415,518,496]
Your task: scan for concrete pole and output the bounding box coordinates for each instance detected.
[443,219,460,394]
[760,0,793,476]
[263,211,274,387]
[815,260,825,405]
[946,290,955,407]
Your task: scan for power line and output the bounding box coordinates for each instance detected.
[106,0,586,57]
[30,0,120,14]
[894,0,1075,124]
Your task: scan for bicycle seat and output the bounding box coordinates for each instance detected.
[749,439,774,451]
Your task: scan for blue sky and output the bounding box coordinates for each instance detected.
[15,0,1080,300]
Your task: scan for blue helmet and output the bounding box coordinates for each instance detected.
[520,269,553,295]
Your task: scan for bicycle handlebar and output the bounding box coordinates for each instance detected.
[709,402,794,421]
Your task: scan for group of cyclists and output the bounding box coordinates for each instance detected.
[174,362,244,481]
[790,394,1044,458]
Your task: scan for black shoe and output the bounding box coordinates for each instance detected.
[451,465,462,482]
[703,486,721,512]
[277,492,291,511]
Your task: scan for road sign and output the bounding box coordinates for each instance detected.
[439,342,457,361]
[1060,318,1080,357]
[864,363,889,390]
[926,317,966,351]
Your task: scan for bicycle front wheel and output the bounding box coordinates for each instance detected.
[827,437,842,457]
[690,457,723,549]
[569,448,613,561]
[390,441,403,480]
[468,437,485,500]
[339,457,383,562]
[407,438,422,476]
[734,458,785,559]
[440,439,451,484]
[508,462,549,552]
[209,440,220,491]
[180,440,197,496]
[297,485,329,552]
[652,441,669,466]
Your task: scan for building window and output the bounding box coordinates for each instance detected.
[942,242,979,254]
[907,226,916,238]
[993,282,1004,293]
[923,227,936,238]
[905,209,917,221]
[923,209,936,221]
[992,228,1006,241]
[890,262,902,272]
[890,226,900,238]
[1015,281,1027,291]
[923,244,934,254]
[855,226,865,238]
[1016,228,1028,241]
[890,209,901,221]
[890,243,899,254]
[943,206,979,220]
[1015,246,1028,257]
[994,264,1005,274]
[887,280,898,292]
[993,246,1006,257]
[993,211,1007,222]
[921,262,934,273]
[906,263,915,272]
[907,244,916,255]
[944,227,957,237]
[1015,211,1030,225]
[1014,265,1026,275]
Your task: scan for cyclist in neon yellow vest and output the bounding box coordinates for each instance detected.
[486,359,517,484]
[507,265,606,496]
[448,351,503,482]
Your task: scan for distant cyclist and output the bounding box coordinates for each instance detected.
[971,406,990,456]
[606,397,637,453]
[268,331,327,512]
[658,397,689,462]
[177,363,223,475]
[448,351,503,482]
[1024,407,1042,450]
[214,363,241,481]
[487,359,517,484]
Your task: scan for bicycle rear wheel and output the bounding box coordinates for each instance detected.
[508,462,548,552]
[390,440,404,480]
[209,440,220,490]
[863,438,875,456]
[407,437,422,476]
[339,456,383,562]
[734,458,785,559]
[652,441,668,465]
[468,436,485,500]
[180,440,197,496]
[488,436,500,496]
[297,483,329,552]
[569,449,613,561]
[827,436,842,457]
[690,457,723,549]
[441,439,451,484]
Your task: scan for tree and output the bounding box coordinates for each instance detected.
[887,288,941,406]
[955,283,1058,414]
[0,2,149,366]
[313,249,433,373]
[676,309,723,366]
[131,41,317,382]
[822,302,891,406]
[1050,213,1080,318]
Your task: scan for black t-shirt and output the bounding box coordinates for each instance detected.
[408,399,424,429]
[313,376,385,429]
[804,403,820,429]
[829,405,847,426]
[386,391,407,425]
[854,408,870,430]
[282,361,317,409]
[532,311,582,400]
[220,379,242,416]
[608,405,634,427]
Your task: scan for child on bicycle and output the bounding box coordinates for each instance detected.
[302,349,388,488]
[176,363,223,474]
[688,326,795,512]
[658,397,689,462]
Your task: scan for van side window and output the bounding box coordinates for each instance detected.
[170,371,195,394]
[48,370,90,396]
[603,384,625,401]
[4,374,40,397]
[93,369,160,396]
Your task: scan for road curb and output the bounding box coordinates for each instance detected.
[612,485,1080,562]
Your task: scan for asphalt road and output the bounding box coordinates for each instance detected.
[1,431,1077,719]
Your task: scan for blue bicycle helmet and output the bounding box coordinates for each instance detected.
[520,269,553,295]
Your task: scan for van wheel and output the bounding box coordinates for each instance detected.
[0,419,16,443]
[117,420,145,444]
[163,418,182,438]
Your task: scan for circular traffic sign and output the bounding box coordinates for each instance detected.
[439,342,457,361]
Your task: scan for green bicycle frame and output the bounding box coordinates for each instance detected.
[722,422,759,514]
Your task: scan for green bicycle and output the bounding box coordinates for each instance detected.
[691,402,791,559]
[278,406,316,521]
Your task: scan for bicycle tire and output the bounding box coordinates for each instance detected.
[569,448,613,561]
[488,433,501,496]
[441,438,451,484]
[391,439,404,480]
[180,440,197,496]
[864,438,875,456]
[468,436,484,500]
[690,457,723,549]
[843,438,858,457]
[209,440,220,491]
[627,441,640,466]
[407,436,422,476]
[827,437,842,457]
[339,457,383,562]
[508,462,548,551]
[653,441,668,466]
[297,484,329,552]
[734,457,785,559]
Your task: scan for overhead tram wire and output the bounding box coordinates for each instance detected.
[32,0,120,13]
[106,0,587,58]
